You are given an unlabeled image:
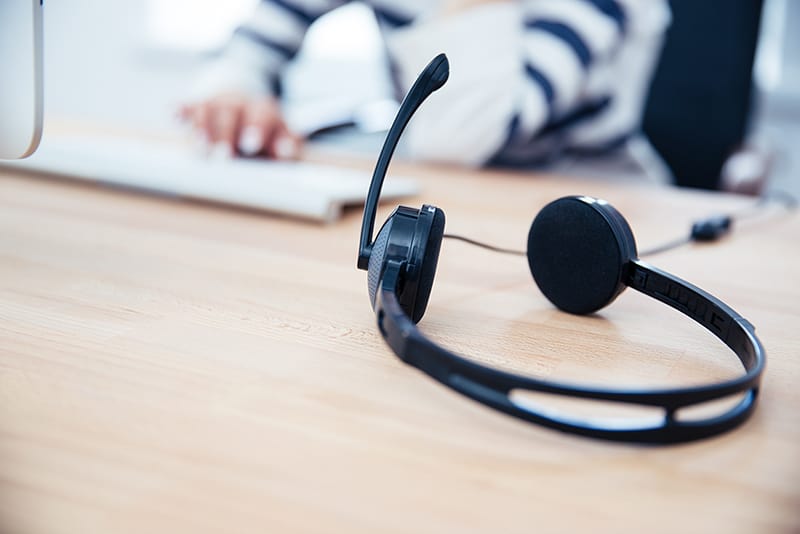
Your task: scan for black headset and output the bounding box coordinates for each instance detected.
[357,54,765,444]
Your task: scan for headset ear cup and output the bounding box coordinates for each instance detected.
[410,206,445,323]
[367,218,393,310]
[527,197,637,315]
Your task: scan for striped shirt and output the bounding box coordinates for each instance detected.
[197,0,671,167]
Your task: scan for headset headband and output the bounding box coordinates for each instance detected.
[376,258,764,443]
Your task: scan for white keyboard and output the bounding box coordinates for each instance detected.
[2,134,419,222]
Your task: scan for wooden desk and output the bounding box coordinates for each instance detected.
[1,160,798,533]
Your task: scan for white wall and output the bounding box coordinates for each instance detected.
[752,0,800,196]
[43,1,223,132]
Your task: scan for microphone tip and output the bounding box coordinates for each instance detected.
[428,53,450,89]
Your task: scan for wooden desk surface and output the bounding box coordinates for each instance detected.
[1,158,798,534]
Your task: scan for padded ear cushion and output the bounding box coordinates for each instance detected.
[410,206,445,323]
[367,218,393,310]
[527,196,637,315]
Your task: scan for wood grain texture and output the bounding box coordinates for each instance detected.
[1,157,798,534]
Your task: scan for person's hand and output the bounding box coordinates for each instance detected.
[178,92,302,159]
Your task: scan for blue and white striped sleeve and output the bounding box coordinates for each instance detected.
[386,0,666,167]
[192,0,344,98]
[515,0,625,133]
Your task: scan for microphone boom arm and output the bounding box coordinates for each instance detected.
[357,53,449,270]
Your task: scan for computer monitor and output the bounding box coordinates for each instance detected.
[0,0,44,159]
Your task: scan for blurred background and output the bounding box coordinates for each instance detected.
[43,0,799,195]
